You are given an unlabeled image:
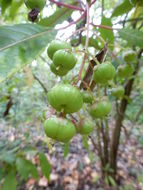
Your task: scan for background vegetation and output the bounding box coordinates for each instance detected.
[0,0,143,189]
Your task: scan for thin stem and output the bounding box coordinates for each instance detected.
[58,11,86,31]
[76,2,90,83]
[40,56,50,66]
[91,0,97,6]
[114,17,143,25]
[49,0,84,12]
[91,23,118,31]
[33,74,48,93]
[96,122,105,169]
[101,0,104,17]
[65,27,86,41]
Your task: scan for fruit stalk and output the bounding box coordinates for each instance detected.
[76,1,90,83]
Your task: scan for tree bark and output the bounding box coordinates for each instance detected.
[110,49,143,177]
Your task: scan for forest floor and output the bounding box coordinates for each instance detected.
[0,120,143,190]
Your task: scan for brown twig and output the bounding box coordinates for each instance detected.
[80,43,108,90]
[91,23,118,31]
[3,96,13,117]
[91,0,97,6]
[110,48,143,176]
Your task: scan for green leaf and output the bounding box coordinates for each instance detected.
[9,0,24,19]
[112,0,133,17]
[118,28,143,48]
[1,0,12,15]
[16,157,38,180]
[64,142,70,158]
[0,24,56,80]
[39,7,73,27]
[0,166,3,181]
[0,24,54,51]
[99,16,114,45]
[0,152,16,164]
[82,135,89,150]
[39,153,51,181]
[108,176,116,187]
[2,171,17,190]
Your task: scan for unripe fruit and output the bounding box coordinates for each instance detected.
[44,117,76,143]
[48,84,83,113]
[123,50,136,63]
[118,64,134,78]
[82,91,94,104]
[25,0,46,11]
[77,119,94,135]
[111,86,125,99]
[47,40,71,60]
[89,99,112,119]
[93,62,116,84]
[50,63,68,76]
[53,50,77,70]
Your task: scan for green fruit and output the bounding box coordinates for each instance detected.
[50,63,68,76]
[53,50,77,70]
[44,117,76,143]
[47,40,71,60]
[77,119,94,135]
[89,100,112,119]
[25,0,46,10]
[48,84,83,113]
[123,50,136,63]
[93,62,116,84]
[111,86,125,99]
[118,64,134,78]
[82,91,94,104]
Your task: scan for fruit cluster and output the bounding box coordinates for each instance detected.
[117,50,136,78]
[47,40,77,76]
[43,40,136,143]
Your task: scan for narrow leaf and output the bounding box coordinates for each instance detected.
[39,153,51,181]
[2,171,17,190]
[39,7,73,27]
[112,0,133,17]
[39,1,78,27]
[16,157,38,180]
